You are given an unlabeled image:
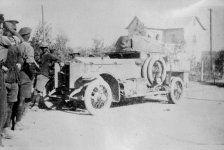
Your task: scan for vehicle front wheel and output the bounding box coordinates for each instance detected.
[84,79,112,115]
[167,77,184,104]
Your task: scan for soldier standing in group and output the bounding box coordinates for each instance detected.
[3,20,21,45]
[2,21,23,139]
[31,42,60,111]
[12,27,38,130]
[0,15,24,144]
[0,13,10,147]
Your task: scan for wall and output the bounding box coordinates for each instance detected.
[145,29,164,42]
[184,19,208,60]
[163,28,184,44]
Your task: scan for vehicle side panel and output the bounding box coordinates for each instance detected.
[69,58,142,88]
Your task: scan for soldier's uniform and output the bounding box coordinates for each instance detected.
[3,43,23,131]
[2,20,23,138]
[0,14,12,146]
[31,42,60,110]
[3,20,21,45]
[0,65,7,146]
[14,27,36,128]
[0,36,10,146]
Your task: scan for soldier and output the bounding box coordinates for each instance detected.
[31,42,60,111]
[2,21,23,139]
[12,27,37,130]
[0,13,10,147]
[0,15,23,145]
[3,20,21,45]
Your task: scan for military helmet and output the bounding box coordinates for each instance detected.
[4,20,19,31]
[40,41,49,48]
[5,20,19,24]
[3,22,14,30]
[18,27,32,35]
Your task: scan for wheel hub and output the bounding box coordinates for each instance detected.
[173,82,182,100]
[91,85,108,109]
[152,61,163,80]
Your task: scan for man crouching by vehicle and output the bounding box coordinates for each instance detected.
[31,42,60,111]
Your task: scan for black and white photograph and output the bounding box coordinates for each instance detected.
[0,0,224,149]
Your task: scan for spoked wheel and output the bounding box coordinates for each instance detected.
[147,56,166,84]
[84,79,112,115]
[167,77,184,104]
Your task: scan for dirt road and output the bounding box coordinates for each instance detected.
[3,82,224,150]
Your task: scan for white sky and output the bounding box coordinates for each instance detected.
[0,0,200,48]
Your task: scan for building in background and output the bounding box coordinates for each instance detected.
[126,16,206,60]
[171,0,224,57]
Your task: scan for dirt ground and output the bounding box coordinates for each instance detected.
[2,82,224,150]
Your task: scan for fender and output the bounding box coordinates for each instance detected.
[69,73,120,102]
[69,76,99,100]
[100,73,120,102]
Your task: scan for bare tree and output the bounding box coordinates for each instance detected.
[31,22,53,46]
[52,33,72,61]
[75,47,92,57]
[215,50,224,78]
[92,38,104,56]
[31,22,73,61]
[31,22,53,62]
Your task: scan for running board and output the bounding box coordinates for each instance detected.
[126,91,169,98]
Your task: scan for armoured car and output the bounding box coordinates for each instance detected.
[45,36,186,115]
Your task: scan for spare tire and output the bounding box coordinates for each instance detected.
[147,56,167,84]
[141,57,151,80]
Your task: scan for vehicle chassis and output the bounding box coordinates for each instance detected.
[45,52,184,115]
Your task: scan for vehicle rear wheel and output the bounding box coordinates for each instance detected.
[167,77,184,104]
[84,79,112,115]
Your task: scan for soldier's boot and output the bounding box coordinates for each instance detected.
[2,127,14,139]
[14,109,24,130]
[29,95,37,108]
[38,96,45,109]
[0,135,3,147]
[29,94,39,108]
[14,121,24,131]
[31,95,41,112]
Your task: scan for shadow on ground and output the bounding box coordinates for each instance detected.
[200,81,224,88]
[41,97,168,115]
[111,97,167,108]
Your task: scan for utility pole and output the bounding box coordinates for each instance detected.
[201,60,204,82]
[209,8,215,84]
[41,4,45,42]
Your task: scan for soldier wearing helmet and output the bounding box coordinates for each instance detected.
[0,13,8,147]
[0,14,24,144]
[3,20,22,45]
[1,18,24,140]
[11,27,38,130]
[31,42,60,111]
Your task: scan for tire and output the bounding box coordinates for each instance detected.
[167,77,184,104]
[84,79,112,115]
[141,57,151,84]
[147,56,167,84]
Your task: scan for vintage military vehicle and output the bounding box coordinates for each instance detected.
[45,36,185,115]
